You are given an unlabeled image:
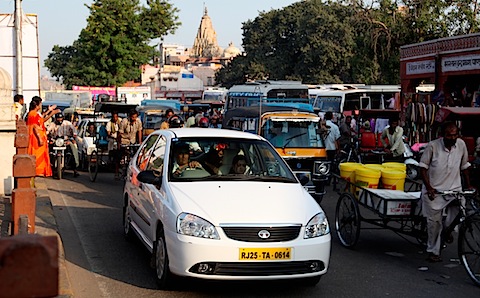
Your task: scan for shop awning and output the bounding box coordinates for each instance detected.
[435,107,480,122]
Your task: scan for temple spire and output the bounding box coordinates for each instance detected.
[191,6,222,58]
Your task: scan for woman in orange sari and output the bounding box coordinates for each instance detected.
[27,100,52,177]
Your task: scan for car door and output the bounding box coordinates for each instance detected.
[142,135,168,242]
[128,134,160,238]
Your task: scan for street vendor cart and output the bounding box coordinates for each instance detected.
[333,173,480,286]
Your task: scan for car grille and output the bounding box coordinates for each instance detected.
[190,261,325,276]
[221,226,301,242]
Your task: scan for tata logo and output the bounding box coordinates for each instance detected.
[287,151,296,156]
[258,230,271,239]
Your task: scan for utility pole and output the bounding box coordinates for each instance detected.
[14,0,23,95]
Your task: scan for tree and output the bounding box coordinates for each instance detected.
[216,0,480,88]
[216,0,356,87]
[45,0,179,88]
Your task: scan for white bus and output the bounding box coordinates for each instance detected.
[202,87,227,102]
[312,85,401,116]
[225,80,310,111]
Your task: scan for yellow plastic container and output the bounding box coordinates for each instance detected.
[382,162,406,173]
[339,162,362,183]
[363,164,385,172]
[381,169,406,191]
[355,167,381,189]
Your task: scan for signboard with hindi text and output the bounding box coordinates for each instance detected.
[442,54,480,72]
[406,60,435,75]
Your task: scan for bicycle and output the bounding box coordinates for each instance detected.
[436,189,480,286]
[119,144,141,180]
[332,139,361,190]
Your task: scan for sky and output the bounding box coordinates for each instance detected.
[0,0,298,76]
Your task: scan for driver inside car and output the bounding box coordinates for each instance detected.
[172,143,203,178]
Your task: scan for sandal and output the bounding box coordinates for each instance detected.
[426,253,442,263]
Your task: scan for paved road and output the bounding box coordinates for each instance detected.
[44,172,480,298]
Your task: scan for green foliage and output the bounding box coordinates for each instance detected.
[45,0,179,88]
[216,0,480,88]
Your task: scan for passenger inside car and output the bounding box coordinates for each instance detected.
[229,154,248,175]
[203,143,227,175]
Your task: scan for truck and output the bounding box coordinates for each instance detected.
[222,105,330,201]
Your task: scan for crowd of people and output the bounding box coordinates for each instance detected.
[14,94,146,180]
[13,93,478,265]
[159,108,222,130]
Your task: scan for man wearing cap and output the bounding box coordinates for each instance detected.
[172,143,202,177]
[47,113,80,177]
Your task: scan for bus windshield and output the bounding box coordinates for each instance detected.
[313,96,342,112]
[203,93,225,101]
[261,119,324,148]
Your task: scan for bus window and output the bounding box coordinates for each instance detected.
[360,97,371,109]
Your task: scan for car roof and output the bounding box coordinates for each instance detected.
[157,128,264,140]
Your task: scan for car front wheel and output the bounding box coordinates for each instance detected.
[154,228,175,289]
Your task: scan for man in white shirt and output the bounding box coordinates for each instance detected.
[172,143,202,177]
[419,122,472,262]
[13,94,25,120]
[380,118,405,161]
[324,111,340,184]
[47,113,80,177]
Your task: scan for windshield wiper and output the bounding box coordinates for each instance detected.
[242,176,297,183]
[282,132,307,149]
[194,175,296,183]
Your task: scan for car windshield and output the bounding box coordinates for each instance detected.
[168,138,297,183]
[261,119,324,148]
[144,114,163,129]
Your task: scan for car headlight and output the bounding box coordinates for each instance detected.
[304,212,330,238]
[313,161,330,176]
[55,138,65,147]
[177,213,220,240]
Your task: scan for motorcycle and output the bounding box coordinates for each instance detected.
[403,138,427,180]
[50,136,75,179]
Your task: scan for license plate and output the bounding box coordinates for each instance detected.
[239,248,291,260]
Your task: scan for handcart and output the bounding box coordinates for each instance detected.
[334,173,480,286]
[334,175,425,248]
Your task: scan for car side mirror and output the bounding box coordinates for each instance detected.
[137,170,162,187]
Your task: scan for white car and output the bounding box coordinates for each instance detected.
[123,128,331,288]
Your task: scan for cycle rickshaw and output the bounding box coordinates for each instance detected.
[333,172,480,286]
[86,101,138,182]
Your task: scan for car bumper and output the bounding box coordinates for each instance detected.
[165,228,331,280]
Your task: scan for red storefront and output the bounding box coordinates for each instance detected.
[400,33,480,107]
[400,33,480,143]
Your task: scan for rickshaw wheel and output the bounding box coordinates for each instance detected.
[88,150,99,182]
[335,192,361,248]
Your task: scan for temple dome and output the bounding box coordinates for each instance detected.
[222,42,241,58]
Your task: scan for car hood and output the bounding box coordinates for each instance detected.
[168,182,322,225]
